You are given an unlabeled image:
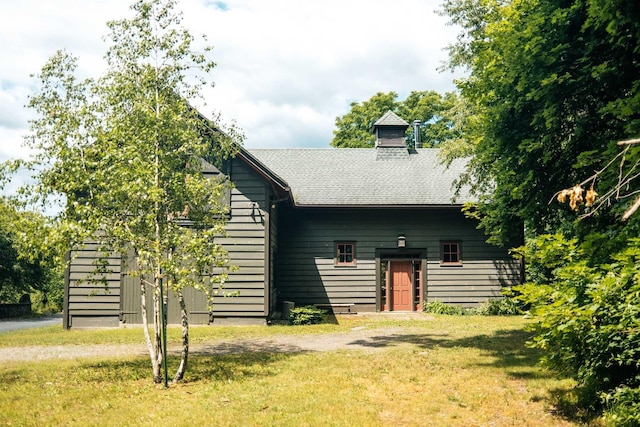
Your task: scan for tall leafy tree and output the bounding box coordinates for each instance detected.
[331,91,463,148]
[0,199,59,306]
[440,0,640,245]
[11,0,242,383]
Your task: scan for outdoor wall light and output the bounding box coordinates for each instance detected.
[397,235,406,248]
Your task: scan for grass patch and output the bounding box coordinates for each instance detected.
[0,315,595,426]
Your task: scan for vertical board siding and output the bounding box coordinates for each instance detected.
[276,207,521,310]
[120,271,211,325]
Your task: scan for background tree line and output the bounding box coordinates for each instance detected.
[331,90,469,150]
[0,199,62,312]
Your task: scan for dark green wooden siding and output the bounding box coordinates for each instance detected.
[268,202,279,314]
[212,158,270,319]
[275,207,521,310]
[65,243,121,328]
[63,155,522,326]
[64,157,273,327]
[119,265,211,326]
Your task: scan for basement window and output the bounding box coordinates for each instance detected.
[335,242,356,266]
[441,242,462,265]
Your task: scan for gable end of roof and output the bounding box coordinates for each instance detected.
[374,110,409,127]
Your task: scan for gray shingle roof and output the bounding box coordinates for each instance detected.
[248,148,474,206]
[374,110,409,127]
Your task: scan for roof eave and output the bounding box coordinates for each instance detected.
[236,148,292,199]
[191,109,293,202]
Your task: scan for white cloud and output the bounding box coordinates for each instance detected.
[0,0,464,168]
[188,0,464,148]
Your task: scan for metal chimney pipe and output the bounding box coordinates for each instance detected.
[413,120,421,149]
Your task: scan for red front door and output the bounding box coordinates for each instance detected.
[390,261,413,311]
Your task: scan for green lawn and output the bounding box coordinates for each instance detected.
[0,315,596,426]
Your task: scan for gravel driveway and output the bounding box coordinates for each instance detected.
[0,325,427,362]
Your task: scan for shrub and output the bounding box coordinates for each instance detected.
[422,300,467,315]
[424,297,522,316]
[516,234,640,419]
[288,306,326,325]
[603,386,640,427]
[474,297,522,316]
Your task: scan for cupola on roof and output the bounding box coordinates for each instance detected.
[373,110,410,159]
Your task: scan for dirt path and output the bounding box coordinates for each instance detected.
[0,326,424,362]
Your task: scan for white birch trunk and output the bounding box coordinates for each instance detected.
[140,278,161,383]
[153,274,163,383]
[173,288,189,382]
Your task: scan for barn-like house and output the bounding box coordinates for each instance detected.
[63,111,522,328]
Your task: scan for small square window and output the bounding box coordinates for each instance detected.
[336,242,356,266]
[441,242,461,265]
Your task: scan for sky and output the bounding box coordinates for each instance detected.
[0,0,464,190]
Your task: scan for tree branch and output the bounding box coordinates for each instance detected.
[622,195,640,221]
[617,138,640,146]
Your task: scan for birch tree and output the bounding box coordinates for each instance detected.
[14,0,242,383]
